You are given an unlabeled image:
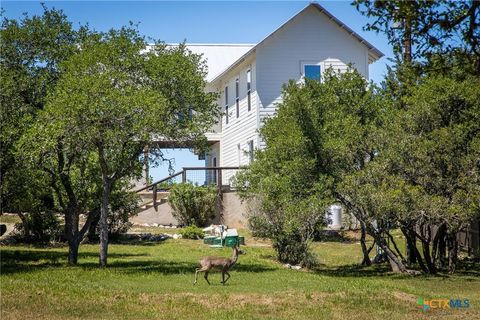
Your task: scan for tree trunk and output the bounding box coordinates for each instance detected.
[405,227,417,264]
[377,238,408,273]
[87,213,100,242]
[438,235,447,269]
[68,237,80,264]
[67,209,100,264]
[368,226,409,273]
[400,226,428,273]
[422,240,436,274]
[387,231,406,262]
[335,193,410,273]
[99,179,111,267]
[447,234,458,274]
[17,212,31,242]
[433,224,447,269]
[360,222,372,266]
[65,206,80,265]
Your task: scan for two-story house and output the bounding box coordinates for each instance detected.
[135,3,383,227]
[193,3,383,184]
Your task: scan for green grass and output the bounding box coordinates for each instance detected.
[128,225,185,234]
[1,234,479,320]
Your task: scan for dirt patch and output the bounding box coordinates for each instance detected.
[170,291,331,310]
[392,291,417,303]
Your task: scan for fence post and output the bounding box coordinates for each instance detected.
[217,168,223,196]
[153,183,158,210]
[182,169,186,183]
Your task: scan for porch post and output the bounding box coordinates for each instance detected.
[143,147,149,186]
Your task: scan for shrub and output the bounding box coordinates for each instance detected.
[13,211,62,243]
[86,190,139,242]
[179,225,205,239]
[168,183,218,227]
[247,206,321,268]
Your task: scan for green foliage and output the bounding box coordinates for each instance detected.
[179,225,205,239]
[354,0,480,75]
[354,0,480,273]
[168,183,218,227]
[359,76,479,227]
[2,5,219,265]
[340,75,480,273]
[14,211,62,243]
[0,5,79,214]
[235,69,384,266]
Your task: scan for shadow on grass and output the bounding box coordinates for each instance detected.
[313,260,480,278]
[0,249,150,274]
[313,263,402,278]
[0,248,275,276]
[78,259,275,275]
[454,258,480,277]
[314,230,356,243]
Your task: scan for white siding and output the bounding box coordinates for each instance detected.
[207,5,376,169]
[217,61,259,183]
[256,5,370,126]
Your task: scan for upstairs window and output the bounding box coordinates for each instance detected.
[235,78,240,118]
[304,64,321,81]
[225,86,229,124]
[247,70,251,111]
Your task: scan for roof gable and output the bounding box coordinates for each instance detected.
[210,2,383,84]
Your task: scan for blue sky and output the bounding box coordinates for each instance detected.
[2,1,393,181]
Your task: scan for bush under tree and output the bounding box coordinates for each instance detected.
[179,225,205,239]
[168,183,219,227]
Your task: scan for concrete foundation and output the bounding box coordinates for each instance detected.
[130,191,248,228]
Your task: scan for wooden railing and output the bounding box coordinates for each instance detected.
[135,166,241,210]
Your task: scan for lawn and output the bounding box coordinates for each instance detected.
[1,232,479,320]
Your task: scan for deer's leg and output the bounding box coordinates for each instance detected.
[223,271,231,284]
[194,266,209,285]
[221,271,225,284]
[194,268,200,285]
[204,271,211,285]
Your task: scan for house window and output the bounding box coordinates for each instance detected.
[224,86,229,124]
[304,64,321,81]
[247,70,251,111]
[248,140,254,163]
[235,78,240,118]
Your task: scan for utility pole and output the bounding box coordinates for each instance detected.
[143,147,149,186]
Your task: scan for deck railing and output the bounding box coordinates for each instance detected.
[135,166,242,209]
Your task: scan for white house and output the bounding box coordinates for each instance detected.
[186,3,383,182]
[134,3,383,227]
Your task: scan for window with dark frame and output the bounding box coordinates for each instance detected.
[235,78,240,118]
[225,86,229,124]
[303,64,321,81]
[247,69,251,111]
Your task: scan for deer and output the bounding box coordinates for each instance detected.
[193,245,245,285]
